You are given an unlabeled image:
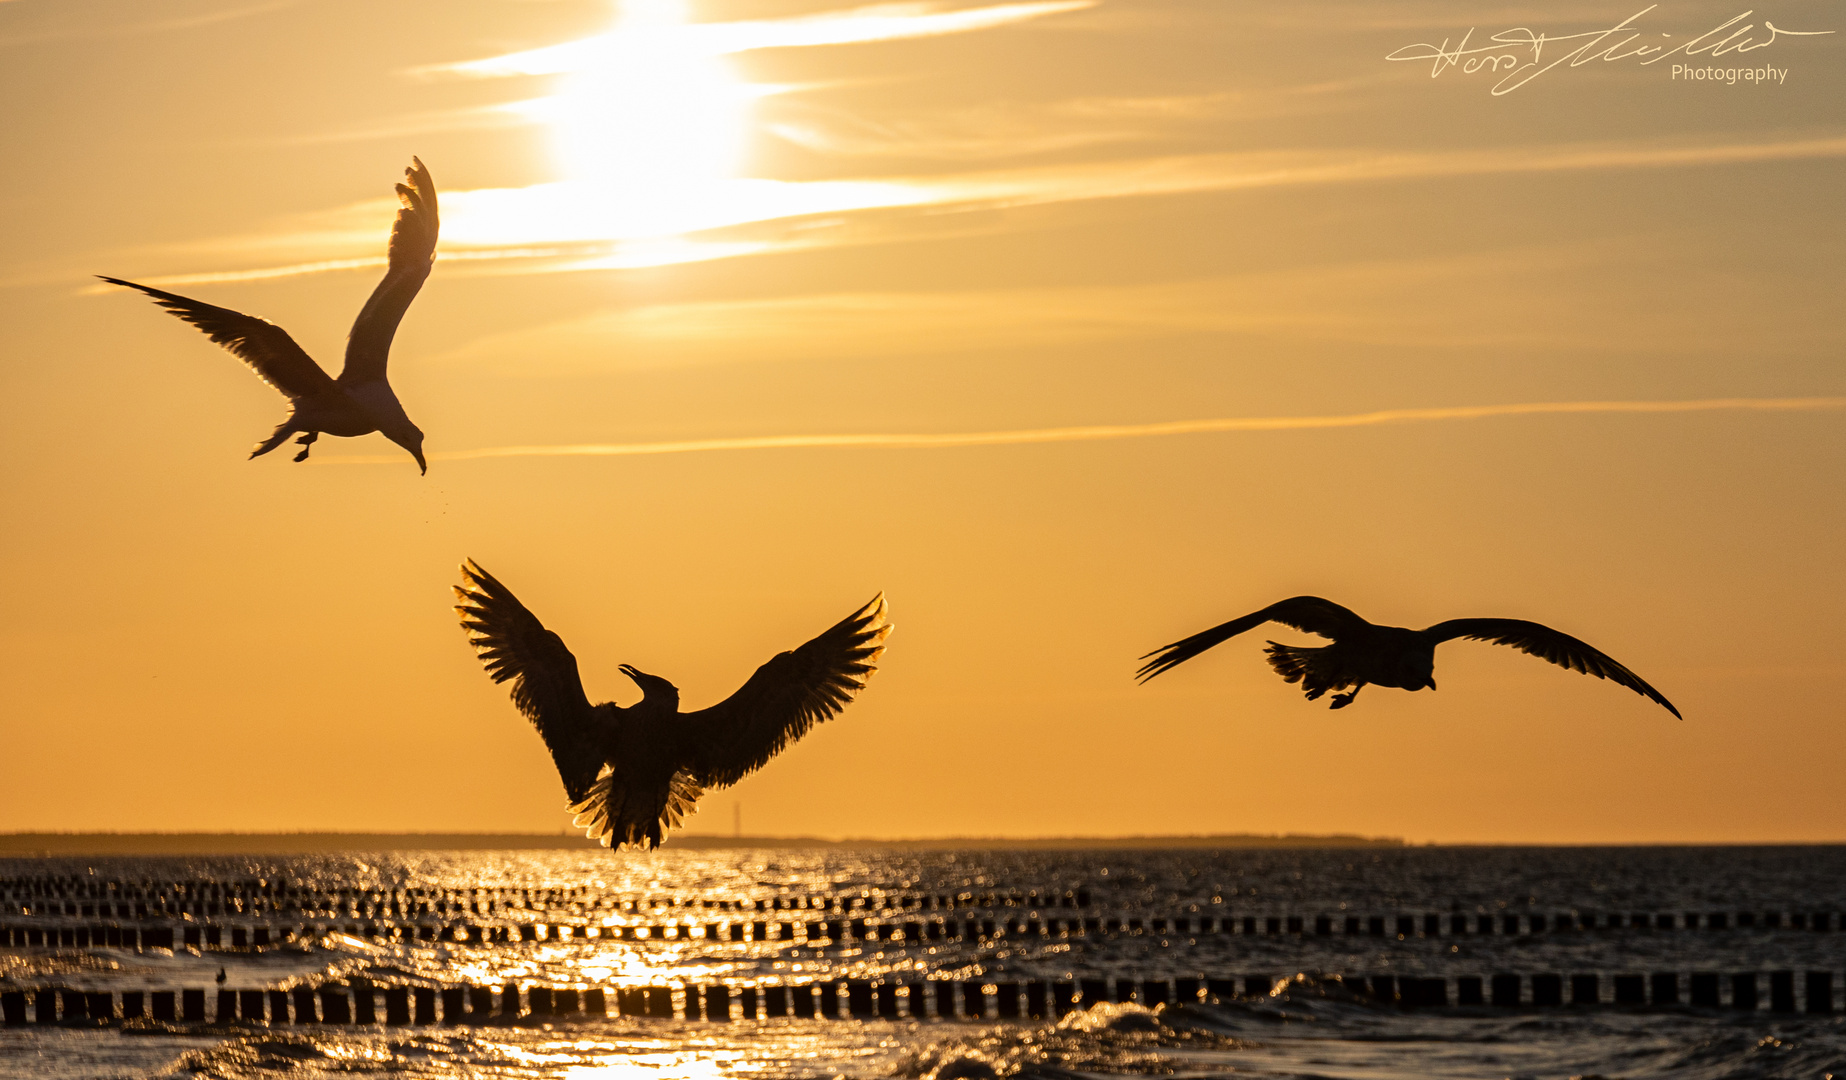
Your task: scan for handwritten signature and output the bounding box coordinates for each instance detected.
[1386,6,1834,95]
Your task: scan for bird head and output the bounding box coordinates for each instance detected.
[384,423,427,474]
[619,664,680,708]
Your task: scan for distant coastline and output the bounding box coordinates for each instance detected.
[0,832,1404,855]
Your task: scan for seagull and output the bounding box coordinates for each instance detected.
[99,158,439,472]
[1136,595,1679,717]
[454,561,892,849]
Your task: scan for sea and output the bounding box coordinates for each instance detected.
[3,846,1846,1080]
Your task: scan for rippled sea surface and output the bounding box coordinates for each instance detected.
[4,846,1846,1080]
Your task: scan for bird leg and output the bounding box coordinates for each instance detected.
[291,431,319,462]
[1328,683,1366,710]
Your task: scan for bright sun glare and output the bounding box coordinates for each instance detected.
[553,0,753,226]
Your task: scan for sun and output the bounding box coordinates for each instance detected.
[549,0,754,236]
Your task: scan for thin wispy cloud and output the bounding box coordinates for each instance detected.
[317,397,1846,465]
[418,0,1096,78]
[114,133,1846,287]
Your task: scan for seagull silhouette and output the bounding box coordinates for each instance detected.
[454,561,892,849]
[1136,596,1679,717]
[99,158,439,472]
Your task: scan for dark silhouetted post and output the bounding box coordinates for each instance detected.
[1491,974,1519,1006]
[705,984,731,1021]
[847,981,873,1018]
[790,985,816,1019]
[153,991,176,1022]
[1690,973,1719,1007]
[240,990,264,1021]
[385,987,410,1024]
[1,992,23,1026]
[817,983,840,1019]
[876,983,898,1018]
[1650,973,1679,1006]
[994,983,1020,1019]
[321,987,352,1024]
[961,981,985,1019]
[1806,972,1833,1014]
[1731,973,1758,1010]
[1571,975,1598,1005]
[184,989,208,1022]
[1080,979,1108,1007]
[1531,975,1562,1007]
[442,988,465,1023]
[1771,971,1797,1011]
[737,987,756,1020]
[268,990,290,1023]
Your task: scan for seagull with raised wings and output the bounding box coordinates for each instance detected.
[455,561,892,849]
[1137,596,1679,717]
[100,158,439,472]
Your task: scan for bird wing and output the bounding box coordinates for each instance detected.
[1421,618,1681,718]
[339,157,439,385]
[1136,595,1370,682]
[454,560,606,802]
[682,594,891,789]
[99,277,336,401]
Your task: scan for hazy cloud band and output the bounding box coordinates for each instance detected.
[321,396,1846,464]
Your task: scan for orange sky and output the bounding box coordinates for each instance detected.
[0,0,1841,843]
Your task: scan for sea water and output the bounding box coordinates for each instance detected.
[3,846,1845,1079]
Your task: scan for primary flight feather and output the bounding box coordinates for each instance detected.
[100,158,439,472]
[455,560,892,849]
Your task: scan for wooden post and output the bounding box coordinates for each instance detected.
[876,983,898,1018]
[763,986,789,1017]
[960,980,985,1019]
[321,988,352,1024]
[994,982,1020,1019]
[1571,975,1599,1005]
[124,992,146,1020]
[185,989,208,1022]
[705,985,731,1021]
[441,988,465,1023]
[736,987,756,1020]
[153,991,176,1022]
[645,986,673,1019]
[1806,972,1834,1014]
[847,981,874,1018]
[240,989,265,1021]
[817,983,840,1019]
[471,986,495,1019]
[529,986,554,1017]
[1025,982,1047,1019]
[790,985,816,1019]
[385,987,410,1025]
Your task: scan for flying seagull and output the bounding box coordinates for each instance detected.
[1136,596,1679,717]
[99,158,439,472]
[454,561,892,849]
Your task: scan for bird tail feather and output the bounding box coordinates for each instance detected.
[249,418,297,460]
[1263,641,1358,700]
[569,766,704,851]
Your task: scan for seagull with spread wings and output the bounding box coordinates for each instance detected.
[1137,596,1679,717]
[455,561,892,849]
[99,158,439,472]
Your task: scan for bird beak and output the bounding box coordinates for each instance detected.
[1427,679,1438,691]
[412,447,428,475]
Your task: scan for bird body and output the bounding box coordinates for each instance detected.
[101,158,440,472]
[1138,595,1679,717]
[454,561,891,849]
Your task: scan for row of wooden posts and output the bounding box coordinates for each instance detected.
[1,879,1091,920]
[5,970,1843,1027]
[6,909,1843,953]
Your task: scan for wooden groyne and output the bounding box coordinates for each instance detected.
[3,971,1841,1026]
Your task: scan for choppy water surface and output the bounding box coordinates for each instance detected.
[4,846,1846,1079]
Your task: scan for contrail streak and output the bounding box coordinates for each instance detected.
[317,396,1846,464]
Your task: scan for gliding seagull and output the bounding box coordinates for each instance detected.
[1137,596,1679,717]
[100,158,439,472]
[455,561,892,849]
